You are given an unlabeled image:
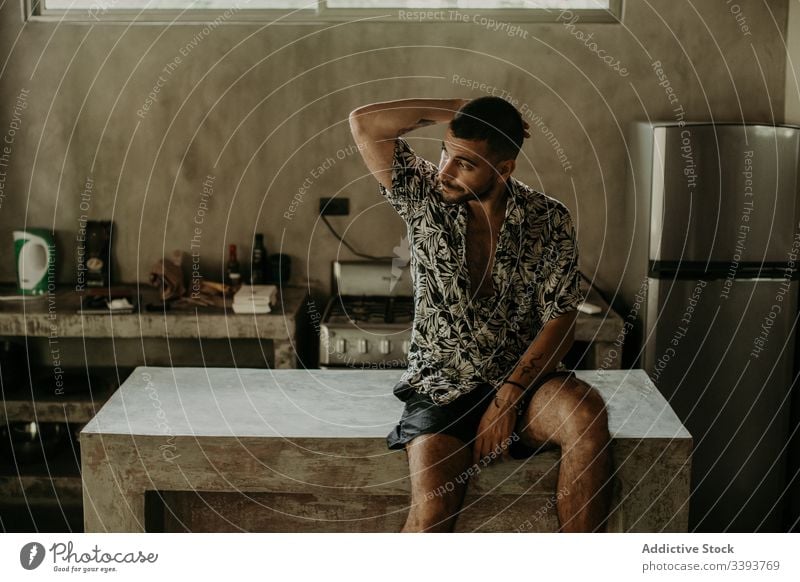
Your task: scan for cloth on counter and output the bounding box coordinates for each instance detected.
[174,280,234,308]
[148,250,239,308]
[148,250,186,301]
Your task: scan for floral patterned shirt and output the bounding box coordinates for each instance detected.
[379,137,584,406]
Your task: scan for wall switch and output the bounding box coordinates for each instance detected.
[320,197,349,216]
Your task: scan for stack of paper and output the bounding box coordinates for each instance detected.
[232,285,278,314]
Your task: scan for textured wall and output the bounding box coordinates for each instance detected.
[786,0,800,123]
[0,1,789,316]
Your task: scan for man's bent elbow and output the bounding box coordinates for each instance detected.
[349,109,364,135]
[349,105,393,141]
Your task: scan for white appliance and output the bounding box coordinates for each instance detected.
[319,261,414,369]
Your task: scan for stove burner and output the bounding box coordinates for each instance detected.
[327,296,413,326]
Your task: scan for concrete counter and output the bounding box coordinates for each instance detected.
[81,367,691,532]
[0,285,308,368]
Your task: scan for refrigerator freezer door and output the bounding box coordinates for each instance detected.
[650,124,800,264]
[644,276,795,531]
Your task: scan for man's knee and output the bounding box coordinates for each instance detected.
[558,379,610,443]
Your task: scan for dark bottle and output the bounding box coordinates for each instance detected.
[226,244,241,288]
[84,220,113,288]
[250,233,267,285]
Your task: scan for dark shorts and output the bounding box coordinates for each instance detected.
[386,369,577,459]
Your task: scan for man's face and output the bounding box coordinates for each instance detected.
[438,129,512,204]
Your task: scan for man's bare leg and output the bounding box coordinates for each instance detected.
[517,375,613,532]
[401,433,473,532]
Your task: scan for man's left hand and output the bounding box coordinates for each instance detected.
[471,386,523,467]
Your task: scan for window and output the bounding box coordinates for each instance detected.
[25,0,622,23]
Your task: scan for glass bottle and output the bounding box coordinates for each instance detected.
[250,233,266,285]
[226,244,241,288]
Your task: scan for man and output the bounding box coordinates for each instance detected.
[349,96,612,533]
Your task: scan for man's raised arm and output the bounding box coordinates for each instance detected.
[348,98,467,190]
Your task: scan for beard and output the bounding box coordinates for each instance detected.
[439,176,496,204]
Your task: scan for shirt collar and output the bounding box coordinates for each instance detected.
[448,177,525,230]
[505,177,525,227]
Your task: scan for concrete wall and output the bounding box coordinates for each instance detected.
[786,0,800,534]
[0,1,789,335]
[786,0,800,123]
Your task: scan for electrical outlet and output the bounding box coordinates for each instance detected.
[320,197,349,216]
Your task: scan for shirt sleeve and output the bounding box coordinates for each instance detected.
[378,137,438,220]
[540,208,585,324]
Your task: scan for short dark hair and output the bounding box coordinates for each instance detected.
[449,96,524,162]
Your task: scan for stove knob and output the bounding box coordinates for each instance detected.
[379,339,391,355]
[358,339,368,354]
[401,340,410,354]
[336,338,347,353]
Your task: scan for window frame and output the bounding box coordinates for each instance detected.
[22,0,623,25]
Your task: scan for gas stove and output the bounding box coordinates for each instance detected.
[319,261,414,369]
[323,296,414,326]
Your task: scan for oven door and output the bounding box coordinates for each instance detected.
[319,324,409,370]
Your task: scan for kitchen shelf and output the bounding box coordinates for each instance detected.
[571,281,625,369]
[0,500,83,533]
[2,396,113,425]
[0,443,82,505]
[0,368,122,510]
[0,284,307,339]
[2,367,128,424]
[0,284,309,369]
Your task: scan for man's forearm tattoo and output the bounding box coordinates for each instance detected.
[517,351,546,380]
[398,119,435,135]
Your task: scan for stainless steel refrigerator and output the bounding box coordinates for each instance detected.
[624,122,800,532]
